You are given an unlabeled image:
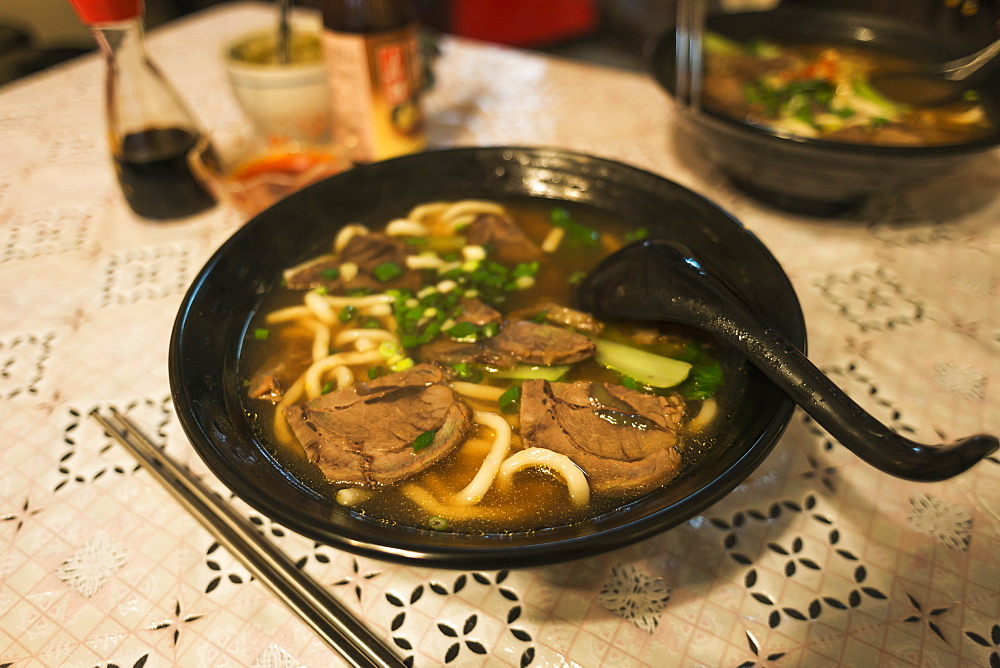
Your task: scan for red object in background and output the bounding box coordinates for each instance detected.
[66,0,142,24]
[451,0,598,47]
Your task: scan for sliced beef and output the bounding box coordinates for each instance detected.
[342,232,410,275]
[247,339,314,402]
[282,254,337,290]
[456,297,502,327]
[519,379,685,494]
[284,232,422,291]
[491,320,595,365]
[284,364,472,486]
[509,302,604,335]
[415,339,512,368]
[416,319,593,368]
[463,213,542,265]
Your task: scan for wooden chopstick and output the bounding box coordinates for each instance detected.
[90,408,406,668]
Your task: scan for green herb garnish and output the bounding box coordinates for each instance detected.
[387,255,537,349]
[452,362,484,383]
[682,359,724,400]
[624,228,649,242]
[373,261,403,282]
[412,429,437,452]
[620,376,640,390]
[498,385,521,414]
[428,515,449,531]
[253,328,270,340]
[550,207,599,246]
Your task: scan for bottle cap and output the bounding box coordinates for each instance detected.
[67,0,143,24]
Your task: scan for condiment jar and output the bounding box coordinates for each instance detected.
[319,0,427,163]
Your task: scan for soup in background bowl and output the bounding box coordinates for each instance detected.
[647,5,1000,215]
[169,147,806,569]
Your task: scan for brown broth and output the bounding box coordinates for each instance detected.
[240,199,733,533]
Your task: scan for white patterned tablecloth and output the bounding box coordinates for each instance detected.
[0,3,998,667]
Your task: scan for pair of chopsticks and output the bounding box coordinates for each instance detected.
[674,0,706,109]
[91,409,405,668]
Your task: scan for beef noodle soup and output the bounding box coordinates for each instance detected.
[241,199,731,533]
[702,32,995,146]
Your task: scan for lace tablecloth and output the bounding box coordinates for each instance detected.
[1,3,997,667]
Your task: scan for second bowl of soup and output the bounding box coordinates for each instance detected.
[648,5,1000,215]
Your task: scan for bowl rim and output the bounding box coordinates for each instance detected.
[645,5,1000,158]
[169,146,807,569]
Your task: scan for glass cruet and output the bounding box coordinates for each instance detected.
[68,0,217,220]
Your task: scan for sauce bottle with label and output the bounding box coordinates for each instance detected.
[67,0,217,220]
[319,0,427,163]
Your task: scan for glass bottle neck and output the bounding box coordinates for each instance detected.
[90,17,200,142]
[92,17,148,69]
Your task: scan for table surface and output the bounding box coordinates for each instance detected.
[1,3,998,667]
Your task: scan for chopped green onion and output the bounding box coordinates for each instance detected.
[315,285,328,296]
[498,385,521,414]
[368,365,385,380]
[339,305,356,322]
[511,261,539,278]
[413,429,437,452]
[253,328,270,340]
[391,357,414,372]
[620,376,640,390]
[321,381,334,394]
[445,321,479,341]
[452,363,484,383]
[681,358,724,401]
[532,310,550,323]
[428,515,449,531]
[320,267,340,281]
[624,228,649,242]
[550,208,599,246]
[373,261,403,282]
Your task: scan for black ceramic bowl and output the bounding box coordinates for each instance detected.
[648,4,1000,215]
[169,147,806,569]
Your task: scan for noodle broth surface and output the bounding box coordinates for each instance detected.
[240,198,734,533]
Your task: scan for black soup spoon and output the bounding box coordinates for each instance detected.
[575,239,998,482]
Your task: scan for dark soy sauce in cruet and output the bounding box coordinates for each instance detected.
[113,127,216,220]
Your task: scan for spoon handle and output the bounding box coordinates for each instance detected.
[710,306,997,481]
